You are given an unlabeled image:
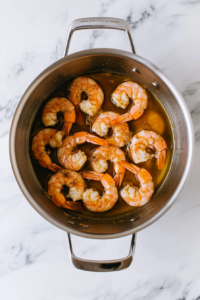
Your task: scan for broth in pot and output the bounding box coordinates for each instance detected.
[30,72,173,220]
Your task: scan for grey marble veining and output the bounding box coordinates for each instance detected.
[0,0,200,299]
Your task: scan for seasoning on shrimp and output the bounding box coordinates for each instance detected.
[57,132,108,171]
[129,130,167,169]
[82,171,118,212]
[42,97,76,136]
[90,146,126,188]
[111,81,148,125]
[92,111,130,147]
[120,161,154,207]
[32,128,63,172]
[68,76,104,118]
[48,169,86,211]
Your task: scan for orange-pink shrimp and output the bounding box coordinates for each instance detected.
[82,171,118,212]
[90,146,126,188]
[42,97,76,136]
[129,130,167,169]
[68,76,104,120]
[111,82,148,125]
[48,169,86,211]
[57,132,108,171]
[92,111,130,147]
[120,161,154,207]
[31,128,63,172]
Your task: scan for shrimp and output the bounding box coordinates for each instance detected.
[42,97,76,135]
[90,146,126,188]
[32,129,63,172]
[48,169,86,211]
[92,111,130,147]
[57,132,108,171]
[82,171,118,212]
[120,161,154,207]
[129,130,167,169]
[68,76,104,118]
[111,82,148,125]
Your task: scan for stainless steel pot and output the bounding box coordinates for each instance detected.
[9,18,194,272]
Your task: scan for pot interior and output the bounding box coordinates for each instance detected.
[11,50,191,238]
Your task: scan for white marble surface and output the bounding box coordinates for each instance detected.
[1,0,200,299]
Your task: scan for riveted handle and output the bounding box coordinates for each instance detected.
[64,17,135,56]
[66,233,136,272]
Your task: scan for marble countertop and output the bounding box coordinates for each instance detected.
[1,0,200,299]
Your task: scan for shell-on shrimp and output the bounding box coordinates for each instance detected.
[120,161,154,207]
[129,130,167,169]
[42,97,76,135]
[57,132,108,171]
[48,169,86,211]
[32,128,63,172]
[90,146,126,188]
[82,171,118,212]
[68,76,104,118]
[92,111,130,147]
[111,82,148,125]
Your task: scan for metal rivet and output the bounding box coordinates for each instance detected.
[67,221,74,224]
[130,219,135,222]
[132,68,140,74]
[152,81,159,89]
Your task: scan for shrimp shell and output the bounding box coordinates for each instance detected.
[57,132,108,171]
[120,161,154,207]
[68,76,104,117]
[31,128,62,172]
[82,171,118,212]
[111,81,148,125]
[90,146,126,188]
[42,97,76,135]
[48,169,86,210]
[92,111,130,147]
[129,130,167,169]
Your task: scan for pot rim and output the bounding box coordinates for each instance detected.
[9,48,194,239]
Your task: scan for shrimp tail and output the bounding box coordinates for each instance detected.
[52,194,83,211]
[39,155,62,172]
[39,155,62,171]
[47,163,63,172]
[120,160,140,174]
[62,122,73,136]
[64,106,76,123]
[82,171,103,181]
[111,106,144,125]
[157,149,166,169]
[82,171,116,189]
[85,134,108,146]
[62,106,76,135]
[62,201,84,211]
[75,108,84,125]
[114,174,124,188]
[52,193,66,207]
[111,113,131,125]
[73,132,108,146]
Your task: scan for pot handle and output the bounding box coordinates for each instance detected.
[66,233,136,272]
[64,17,135,56]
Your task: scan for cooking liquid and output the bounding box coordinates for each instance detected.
[30,73,173,219]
